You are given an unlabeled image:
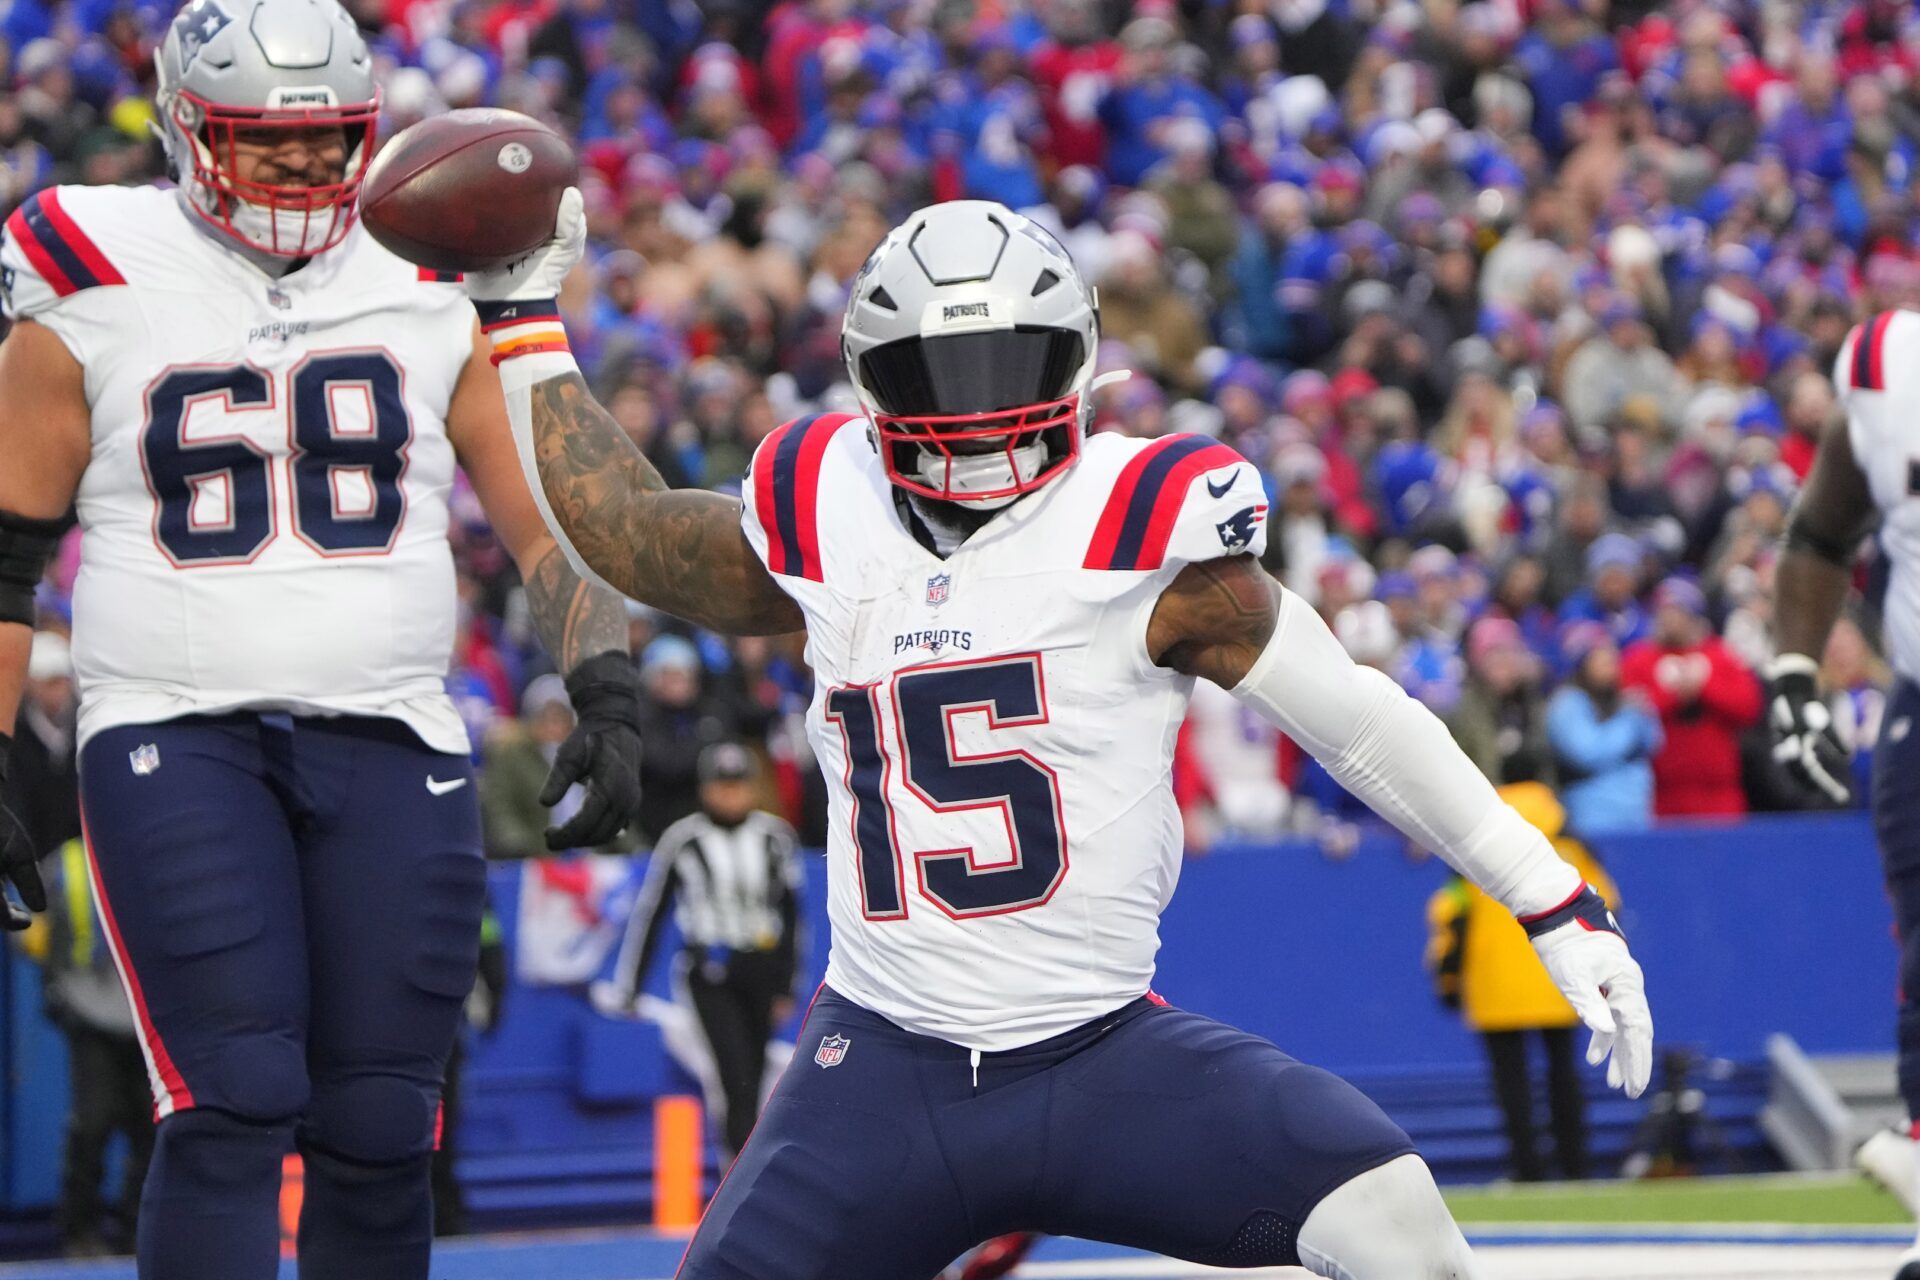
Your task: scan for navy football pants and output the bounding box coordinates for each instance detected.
[1876,679,1920,1121]
[677,987,1414,1279]
[79,713,486,1280]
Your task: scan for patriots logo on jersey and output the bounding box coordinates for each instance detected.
[814,1034,850,1068]
[175,0,232,69]
[1216,504,1267,551]
[926,573,951,607]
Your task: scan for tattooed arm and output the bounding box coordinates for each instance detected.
[448,326,647,847]
[1145,554,1282,687]
[522,372,803,636]
[446,327,635,664]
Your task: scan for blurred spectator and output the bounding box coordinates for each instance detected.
[1427,783,1619,1183]
[1546,625,1663,835]
[16,839,153,1258]
[1447,616,1552,787]
[1621,578,1763,818]
[635,635,735,842]
[7,639,148,1257]
[1176,680,1287,856]
[480,674,640,858]
[9,631,80,854]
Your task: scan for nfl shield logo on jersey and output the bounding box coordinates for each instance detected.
[926,573,951,607]
[814,1033,850,1068]
[128,744,161,776]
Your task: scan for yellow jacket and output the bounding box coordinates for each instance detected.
[1426,782,1621,1033]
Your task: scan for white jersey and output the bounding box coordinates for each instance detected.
[1837,310,1920,686]
[1,185,475,753]
[741,414,1269,1050]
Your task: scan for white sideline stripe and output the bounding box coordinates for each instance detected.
[1464,1220,1912,1240]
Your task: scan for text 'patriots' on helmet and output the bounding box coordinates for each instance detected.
[842,200,1101,510]
[155,0,378,258]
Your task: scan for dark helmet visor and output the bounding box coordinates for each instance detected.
[858,327,1086,418]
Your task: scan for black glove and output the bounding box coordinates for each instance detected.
[540,651,645,850]
[1766,654,1851,806]
[0,734,47,931]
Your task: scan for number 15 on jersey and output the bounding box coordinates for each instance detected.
[826,653,1068,922]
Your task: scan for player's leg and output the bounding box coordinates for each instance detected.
[80,718,311,1280]
[1295,1154,1482,1280]
[288,719,487,1280]
[1540,1026,1588,1180]
[1874,679,1920,1273]
[1042,1000,1479,1278]
[1479,1029,1542,1181]
[676,988,978,1280]
[691,965,780,1156]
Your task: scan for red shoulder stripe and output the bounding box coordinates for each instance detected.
[36,190,125,288]
[1084,435,1246,571]
[4,202,77,297]
[753,412,857,581]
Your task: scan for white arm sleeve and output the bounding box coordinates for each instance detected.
[497,350,626,598]
[1232,587,1581,916]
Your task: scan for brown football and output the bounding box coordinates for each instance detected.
[359,109,576,273]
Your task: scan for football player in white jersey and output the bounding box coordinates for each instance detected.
[1771,310,1920,1280]
[465,196,1653,1278]
[0,1,645,1276]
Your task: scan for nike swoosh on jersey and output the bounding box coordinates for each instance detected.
[1206,470,1240,499]
[425,775,468,796]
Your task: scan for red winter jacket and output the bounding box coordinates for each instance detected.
[1619,636,1763,818]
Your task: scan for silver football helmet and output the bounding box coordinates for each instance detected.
[155,0,379,257]
[843,200,1100,509]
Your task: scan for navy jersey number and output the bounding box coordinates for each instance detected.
[142,365,277,565]
[829,654,1067,920]
[141,353,411,566]
[289,351,411,554]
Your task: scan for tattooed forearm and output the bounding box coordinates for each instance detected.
[524,543,631,670]
[1146,554,1283,687]
[526,374,804,636]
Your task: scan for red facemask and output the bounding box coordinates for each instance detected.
[872,395,1081,504]
[173,88,380,256]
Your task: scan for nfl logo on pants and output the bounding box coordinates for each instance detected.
[814,1034,849,1068]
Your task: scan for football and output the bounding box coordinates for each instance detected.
[359,108,576,274]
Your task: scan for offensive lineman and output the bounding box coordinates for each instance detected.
[463,196,1653,1277]
[1769,309,1920,1280]
[0,1,646,1277]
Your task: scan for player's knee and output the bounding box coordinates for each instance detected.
[1296,1154,1484,1280]
[302,1074,438,1166]
[152,1107,293,1195]
[207,1034,309,1124]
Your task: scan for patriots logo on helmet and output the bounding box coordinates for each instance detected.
[814,1034,850,1068]
[1216,504,1267,551]
[175,0,231,69]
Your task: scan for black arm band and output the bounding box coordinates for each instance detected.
[0,511,67,628]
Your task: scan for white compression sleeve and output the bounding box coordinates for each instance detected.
[496,349,625,598]
[1231,587,1581,917]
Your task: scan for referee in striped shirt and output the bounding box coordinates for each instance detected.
[608,742,803,1154]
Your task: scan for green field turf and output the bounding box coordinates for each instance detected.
[1444,1174,1911,1225]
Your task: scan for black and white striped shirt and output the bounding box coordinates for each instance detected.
[613,810,803,995]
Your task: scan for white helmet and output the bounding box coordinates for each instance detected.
[155,0,379,257]
[842,200,1100,509]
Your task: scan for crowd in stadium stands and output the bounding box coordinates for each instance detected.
[8,0,1917,855]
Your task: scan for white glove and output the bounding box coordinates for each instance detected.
[1523,885,1654,1097]
[464,185,587,304]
